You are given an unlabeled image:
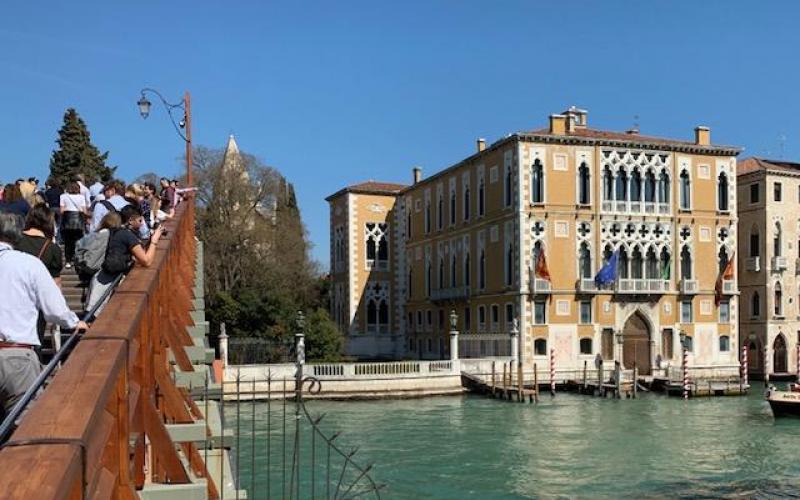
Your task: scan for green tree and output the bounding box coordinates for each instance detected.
[49,108,115,185]
[304,308,343,362]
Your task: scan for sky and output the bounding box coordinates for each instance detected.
[2,1,799,267]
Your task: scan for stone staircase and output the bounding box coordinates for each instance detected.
[60,265,85,314]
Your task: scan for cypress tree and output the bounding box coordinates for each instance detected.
[49,108,115,185]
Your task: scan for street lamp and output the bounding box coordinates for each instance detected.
[449,310,458,331]
[136,88,193,186]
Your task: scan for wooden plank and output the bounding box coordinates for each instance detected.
[0,444,82,500]
[155,365,194,424]
[142,396,190,484]
[89,467,115,500]
[163,318,194,372]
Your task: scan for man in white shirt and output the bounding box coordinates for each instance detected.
[0,213,87,416]
[89,179,105,202]
[89,181,129,232]
[76,174,92,207]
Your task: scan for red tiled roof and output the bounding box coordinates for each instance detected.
[737,157,800,176]
[525,127,717,148]
[326,180,408,201]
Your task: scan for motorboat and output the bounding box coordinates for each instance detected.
[766,384,800,417]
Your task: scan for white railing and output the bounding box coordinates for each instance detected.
[746,257,760,272]
[680,279,699,294]
[644,201,656,214]
[577,278,596,293]
[615,279,668,294]
[430,286,470,301]
[530,277,551,293]
[629,201,641,212]
[366,259,389,272]
[658,202,670,214]
[772,256,788,271]
[428,361,453,372]
[602,200,614,212]
[615,201,628,212]
[313,364,345,377]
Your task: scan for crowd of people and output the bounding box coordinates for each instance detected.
[0,173,190,418]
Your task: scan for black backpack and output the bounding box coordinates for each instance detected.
[101,228,133,275]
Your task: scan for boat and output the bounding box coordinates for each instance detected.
[766,384,800,417]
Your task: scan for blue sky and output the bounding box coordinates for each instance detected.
[2,1,799,266]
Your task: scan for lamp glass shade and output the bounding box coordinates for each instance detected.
[449,310,458,330]
[137,95,151,118]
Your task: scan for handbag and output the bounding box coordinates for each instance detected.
[61,195,85,231]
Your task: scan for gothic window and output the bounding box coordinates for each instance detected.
[450,253,457,288]
[644,170,656,203]
[658,169,670,204]
[619,247,630,279]
[464,186,471,221]
[464,253,471,287]
[646,246,659,279]
[479,249,486,290]
[660,248,670,280]
[407,266,413,299]
[578,162,591,205]
[718,172,729,211]
[603,166,614,201]
[752,291,760,317]
[679,169,691,210]
[750,226,760,257]
[426,261,431,297]
[579,242,592,279]
[438,258,444,289]
[505,243,514,287]
[365,282,389,333]
[504,167,513,207]
[406,210,412,239]
[680,245,692,280]
[719,335,730,352]
[531,160,544,204]
[437,194,444,230]
[450,190,456,225]
[478,177,485,216]
[631,246,644,279]
[774,222,782,257]
[425,200,431,233]
[365,223,389,270]
[615,170,628,201]
[630,169,642,202]
[775,282,783,317]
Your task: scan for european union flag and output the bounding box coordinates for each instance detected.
[594,250,619,287]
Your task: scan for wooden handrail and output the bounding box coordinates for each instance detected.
[0,202,217,499]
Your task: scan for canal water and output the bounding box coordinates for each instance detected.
[227,388,800,498]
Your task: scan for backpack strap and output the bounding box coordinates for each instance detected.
[37,239,50,259]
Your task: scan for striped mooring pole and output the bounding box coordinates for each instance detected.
[796,344,800,381]
[682,345,689,400]
[549,348,556,396]
[741,344,748,387]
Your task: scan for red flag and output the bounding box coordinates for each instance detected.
[715,252,735,305]
[535,248,552,282]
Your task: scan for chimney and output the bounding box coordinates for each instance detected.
[562,106,588,132]
[695,126,710,146]
[549,114,567,135]
[476,138,486,153]
[413,167,422,184]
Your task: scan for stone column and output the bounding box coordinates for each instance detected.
[510,318,519,366]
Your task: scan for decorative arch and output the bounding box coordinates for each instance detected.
[621,310,653,374]
[774,333,788,373]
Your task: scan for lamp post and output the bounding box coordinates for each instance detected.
[448,309,459,363]
[137,88,193,187]
[679,329,689,400]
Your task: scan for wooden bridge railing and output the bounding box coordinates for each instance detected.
[0,202,218,499]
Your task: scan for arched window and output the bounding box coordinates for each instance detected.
[505,168,513,207]
[603,166,614,201]
[438,258,444,288]
[377,235,388,263]
[531,160,544,204]
[534,338,547,356]
[619,247,630,279]
[658,169,670,204]
[365,222,389,270]
[680,245,692,280]
[426,262,432,297]
[752,291,760,317]
[367,300,377,329]
[425,200,431,233]
[450,190,456,225]
[579,242,592,279]
[378,300,388,329]
[478,178,485,216]
[719,335,730,352]
[464,253,470,287]
[775,282,783,316]
[479,250,486,290]
[437,195,444,230]
[616,170,628,201]
[630,169,642,202]
[774,222,782,257]
[407,267,413,299]
[450,254,457,288]
[631,246,644,279]
[463,187,471,220]
[579,338,593,355]
[646,246,659,279]
[644,170,656,203]
[505,244,514,286]
[366,238,376,262]
[680,169,691,210]
[660,247,671,280]
[718,172,729,211]
[750,226,760,258]
[578,162,590,205]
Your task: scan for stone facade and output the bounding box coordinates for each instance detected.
[329,108,741,373]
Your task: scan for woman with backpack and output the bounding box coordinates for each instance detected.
[60,181,88,268]
[85,205,164,314]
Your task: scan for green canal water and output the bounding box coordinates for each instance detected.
[226,388,800,499]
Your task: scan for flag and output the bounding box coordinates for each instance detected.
[715,252,735,305]
[660,256,671,281]
[535,248,551,282]
[594,250,619,287]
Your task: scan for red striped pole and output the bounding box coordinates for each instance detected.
[682,345,689,400]
[742,344,748,387]
[549,348,556,396]
[796,344,799,381]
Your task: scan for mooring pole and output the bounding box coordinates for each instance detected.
[741,343,748,391]
[533,362,539,403]
[682,343,689,400]
[614,361,621,399]
[549,348,556,397]
[582,360,588,391]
